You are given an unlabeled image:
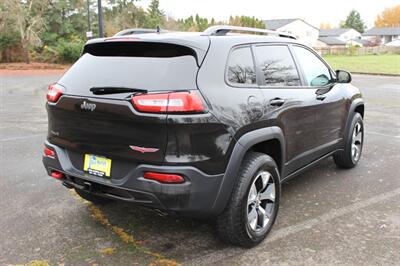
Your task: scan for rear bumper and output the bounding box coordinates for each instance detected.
[43,141,225,217]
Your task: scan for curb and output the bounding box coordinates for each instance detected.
[0,69,67,76]
[352,72,400,77]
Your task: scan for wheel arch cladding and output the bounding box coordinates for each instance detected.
[211,126,285,215]
[344,100,365,139]
[250,139,282,175]
[354,104,364,118]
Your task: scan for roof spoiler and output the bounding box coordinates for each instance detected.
[201,25,297,39]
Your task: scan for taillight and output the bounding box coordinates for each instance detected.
[44,147,55,158]
[47,84,64,103]
[143,172,185,184]
[131,91,206,113]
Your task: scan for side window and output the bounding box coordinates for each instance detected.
[253,45,301,87]
[293,46,332,87]
[226,47,256,85]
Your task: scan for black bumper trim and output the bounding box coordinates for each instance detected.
[43,141,225,217]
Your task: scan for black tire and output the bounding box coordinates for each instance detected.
[334,113,364,168]
[75,188,113,205]
[217,152,281,247]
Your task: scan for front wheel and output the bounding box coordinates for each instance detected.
[334,113,364,168]
[217,152,280,247]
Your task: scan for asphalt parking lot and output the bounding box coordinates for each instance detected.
[0,73,399,265]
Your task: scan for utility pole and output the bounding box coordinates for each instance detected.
[87,0,91,32]
[97,0,104,38]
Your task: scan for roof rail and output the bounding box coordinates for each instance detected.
[114,28,167,36]
[201,25,296,39]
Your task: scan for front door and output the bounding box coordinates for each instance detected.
[291,45,348,156]
[252,44,320,176]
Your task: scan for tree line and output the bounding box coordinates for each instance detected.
[320,5,400,32]
[1,1,399,64]
[0,0,265,63]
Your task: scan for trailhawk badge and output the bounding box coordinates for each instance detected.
[130,145,159,153]
[80,101,96,111]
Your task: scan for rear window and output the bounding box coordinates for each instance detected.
[253,45,301,87]
[226,46,256,86]
[58,42,199,94]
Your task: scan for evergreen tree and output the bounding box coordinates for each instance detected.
[145,0,164,28]
[341,10,366,33]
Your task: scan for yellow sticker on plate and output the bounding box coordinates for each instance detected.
[84,154,112,177]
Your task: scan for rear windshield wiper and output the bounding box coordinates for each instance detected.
[90,87,147,95]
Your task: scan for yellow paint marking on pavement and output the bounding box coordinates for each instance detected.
[99,247,116,255]
[69,190,179,266]
[26,260,49,266]
[149,258,182,266]
[12,260,49,266]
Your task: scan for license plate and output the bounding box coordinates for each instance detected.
[83,154,112,177]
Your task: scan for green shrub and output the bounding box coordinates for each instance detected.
[32,45,58,63]
[347,45,358,56]
[22,37,85,63]
[0,31,20,51]
[53,38,84,63]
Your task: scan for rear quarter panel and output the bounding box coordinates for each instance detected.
[165,112,234,175]
[196,38,268,141]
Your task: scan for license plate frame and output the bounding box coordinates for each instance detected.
[83,154,112,177]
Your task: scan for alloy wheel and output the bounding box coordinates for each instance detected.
[247,171,276,232]
[351,121,363,162]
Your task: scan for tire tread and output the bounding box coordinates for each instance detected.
[334,113,363,168]
[217,152,279,247]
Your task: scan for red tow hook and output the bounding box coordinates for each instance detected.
[50,171,64,179]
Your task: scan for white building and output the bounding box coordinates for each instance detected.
[385,39,400,47]
[319,28,362,42]
[317,37,347,48]
[263,18,319,47]
[317,28,371,47]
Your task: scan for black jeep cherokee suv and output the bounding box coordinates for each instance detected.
[43,26,365,247]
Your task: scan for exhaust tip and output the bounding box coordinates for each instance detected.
[62,181,73,189]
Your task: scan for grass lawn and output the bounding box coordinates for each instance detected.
[323,54,400,75]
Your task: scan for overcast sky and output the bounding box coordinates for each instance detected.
[136,0,398,28]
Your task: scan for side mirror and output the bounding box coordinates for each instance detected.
[336,70,352,83]
[310,74,331,87]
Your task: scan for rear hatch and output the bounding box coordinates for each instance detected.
[47,40,205,169]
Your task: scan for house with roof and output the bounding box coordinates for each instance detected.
[385,39,400,47]
[319,28,361,41]
[263,18,319,47]
[317,37,347,48]
[317,28,368,47]
[362,27,400,45]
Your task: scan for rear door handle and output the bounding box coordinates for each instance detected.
[269,98,285,106]
[316,95,326,101]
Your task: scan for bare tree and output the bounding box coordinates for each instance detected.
[4,0,49,63]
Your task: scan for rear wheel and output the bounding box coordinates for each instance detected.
[75,188,113,205]
[217,152,280,247]
[334,113,364,168]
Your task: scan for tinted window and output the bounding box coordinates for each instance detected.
[84,42,196,59]
[58,53,198,96]
[254,45,301,86]
[226,47,256,85]
[293,46,331,86]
